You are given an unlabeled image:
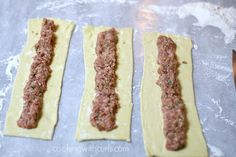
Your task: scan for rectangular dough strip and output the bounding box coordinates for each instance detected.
[141,32,208,157]
[4,18,75,140]
[75,26,133,141]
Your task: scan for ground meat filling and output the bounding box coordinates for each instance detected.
[156,35,187,150]
[17,18,56,129]
[90,28,119,131]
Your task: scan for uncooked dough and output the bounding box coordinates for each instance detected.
[75,26,133,141]
[141,32,208,157]
[4,18,75,140]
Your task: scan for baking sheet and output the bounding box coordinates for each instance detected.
[0,0,236,156]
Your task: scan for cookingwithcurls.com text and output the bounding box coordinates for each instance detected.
[52,144,129,153]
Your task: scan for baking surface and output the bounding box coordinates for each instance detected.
[0,0,235,157]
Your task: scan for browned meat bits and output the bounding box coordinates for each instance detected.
[90,28,120,131]
[17,18,56,129]
[156,35,187,150]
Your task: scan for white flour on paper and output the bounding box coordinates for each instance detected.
[4,55,19,81]
[201,60,231,73]
[149,2,236,44]
[208,144,225,157]
[211,98,236,129]
[203,98,236,129]
[36,0,138,10]
[199,52,231,86]
[0,54,19,137]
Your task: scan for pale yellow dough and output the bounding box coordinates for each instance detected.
[141,32,208,157]
[75,26,133,141]
[4,18,75,140]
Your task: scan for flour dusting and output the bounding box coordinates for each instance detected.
[36,0,82,11]
[0,54,19,114]
[5,55,19,81]
[208,144,225,157]
[211,98,223,116]
[201,60,231,73]
[218,116,236,128]
[36,0,138,10]
[193,44,198,50]
[210,98,236,128]
[149,2,236,44]
[200,54,231,86]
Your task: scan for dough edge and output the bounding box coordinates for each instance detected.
[4,18,75,140]
[141,32,208,157]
